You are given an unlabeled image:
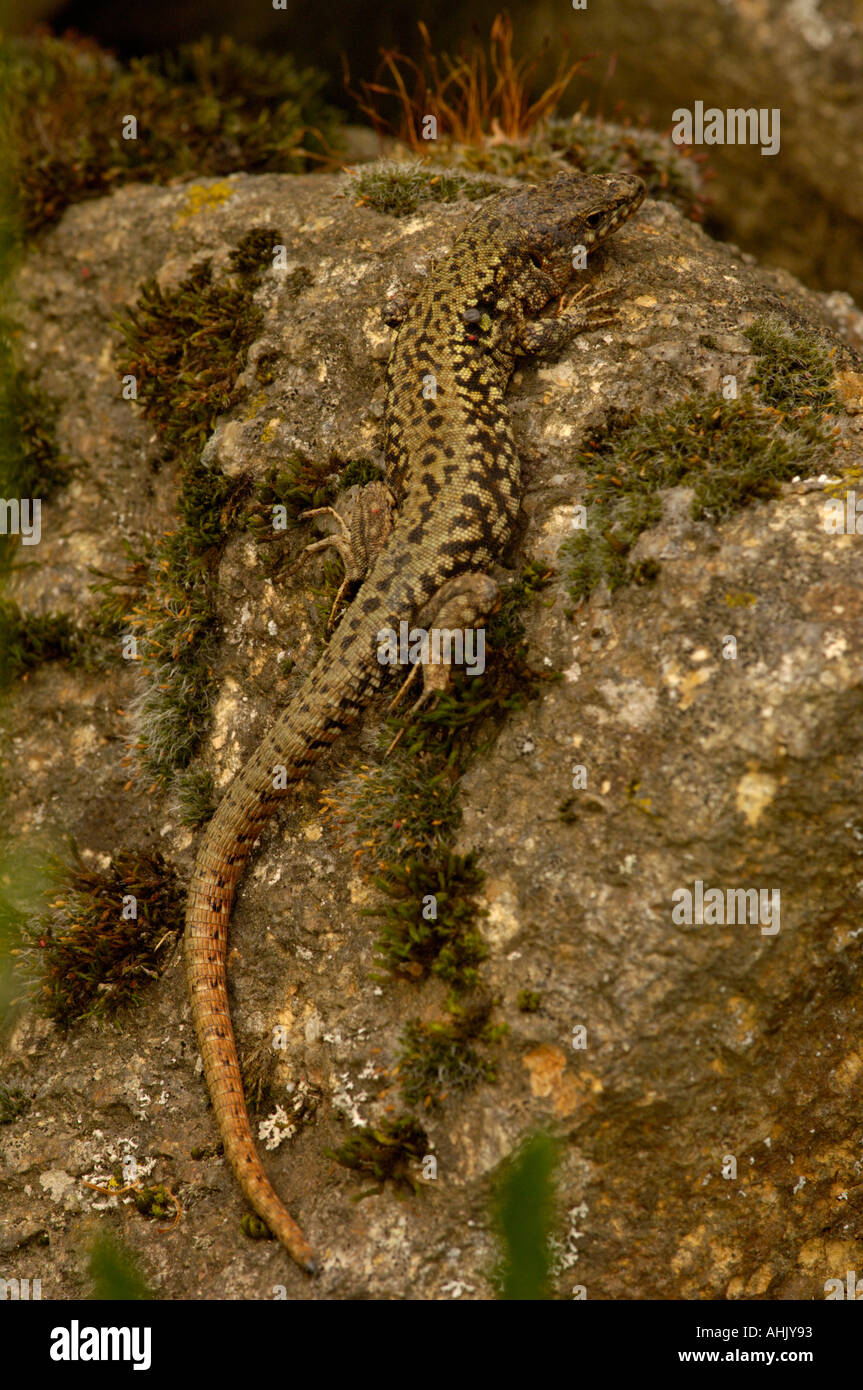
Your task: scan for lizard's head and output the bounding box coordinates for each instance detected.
[496,171,645,286]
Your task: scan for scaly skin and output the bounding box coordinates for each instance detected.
[184,171,646,1273]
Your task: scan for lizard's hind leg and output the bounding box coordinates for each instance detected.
[300,481,396,629]
[386,572,500,753]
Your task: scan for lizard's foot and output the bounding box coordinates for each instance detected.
[300,481,396,629]
[520,281,620,355]
[385,572,500,754]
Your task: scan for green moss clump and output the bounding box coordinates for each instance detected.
[327,1115,429,1198]
[20,849,185,1027]
[246,456,384,579]
[111,238,273,783]
[744,317,839,426]
[0,34,342,239]
[0,599,81,687]
[115,259,264,454]
[175,765,216,828]
[228,226,284,283]
[125,531,221,783]
[0,337,68,501]
[397,999,506,1108]
[369,850,488,989]
[562,327,838,606]
[349,161,507,217]
[241,1213,274,1240]
[516,989,541,1013]
[249,454,335,535]
[0,325,69,577]
[131,1185,176,1222]
[337,457,383,489]
[0,1082,29,1123]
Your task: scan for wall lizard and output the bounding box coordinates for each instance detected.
[184,170,645,1273]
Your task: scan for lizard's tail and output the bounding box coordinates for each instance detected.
[186,869,319,1272]
[183,677,366,1274]
[185,788,320,1273]
[184,550,435,1271]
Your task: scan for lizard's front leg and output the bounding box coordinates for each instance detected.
[519,281,620,357]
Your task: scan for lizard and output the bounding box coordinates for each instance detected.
[184,169,646,1275]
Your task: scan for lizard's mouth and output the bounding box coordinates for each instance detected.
[584,178,646,250]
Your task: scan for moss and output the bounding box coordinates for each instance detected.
[246,455,384,580]
[0,337,68,500]
[349,160,507,218]
[0,599,81,687]
[125,540,221,783]
[111,237,273,783]
[397,997,506,1108]
[337,457,384,489]
[131,1185,176,1221]
[0,1082,29,1123]
[115,258,264,455]
[744,317,839,430]
[175,764,216,828]
[88,546,151,642]
[327,1115,428,1199]
[248,454,333,539]
[227,226,284,282]
[368,850,488,989]
[1,33,342,239]
[241,1213,274,1240]
[20,849,185,1028]
[561,356,837,605]
[330,749,463,879]
[0,326,69,576]
[516,989,542,1013]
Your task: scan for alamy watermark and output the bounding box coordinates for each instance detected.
[0,497,41,545]
[671,102,780,157]
[672,879,780,936]
[377,621,485,677]
[49,1321,151,1370]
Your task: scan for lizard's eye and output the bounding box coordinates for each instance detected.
[585,210,606,229]
[529,251,543,269]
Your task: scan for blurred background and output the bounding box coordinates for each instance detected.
[1,0,862,298]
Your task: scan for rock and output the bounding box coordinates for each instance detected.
[2,168,862,1299]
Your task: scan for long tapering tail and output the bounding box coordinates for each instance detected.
[184,550,435,1271]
